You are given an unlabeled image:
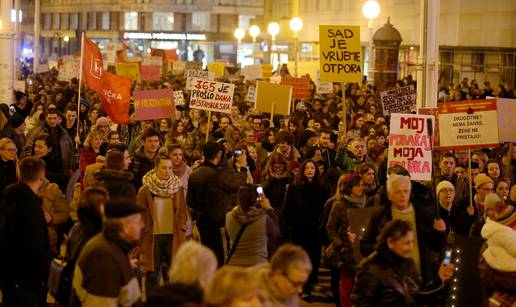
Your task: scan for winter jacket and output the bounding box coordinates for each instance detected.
[137,185,188,273]
[0,159,17,196]
[24,123,74,171]
[0,182,51,288]
[225,206,280,267]
[79,146,98,179]
[335,146,374,174]
[188,162,243,223]
[146,283,204,307]
[352,244,447,307]
[326,197,357,272]
[359,202,443,283]
[93,168,137,200]
[428,173,469,208]
[38,179,70,252]
[70,231,141,307]
[0,123,25,155]
[481,218,516,272]
[83,155,105,188]
[130,146,156,190]
[261,173,290,210]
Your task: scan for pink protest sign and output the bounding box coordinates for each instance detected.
[133,89,176,121]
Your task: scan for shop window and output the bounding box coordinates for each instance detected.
[101,12,110,30]
[238,15,254,29]
[153,12,174,31]
[124,12,138,31]
[52,12,60,30]
[70,13,78,30]
[192,12,210,31]
[472,51,485,72]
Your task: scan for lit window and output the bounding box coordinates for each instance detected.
[192,12,210,31]
[153,12,174,31]
[124,12,138,30]
[102,12,109,30]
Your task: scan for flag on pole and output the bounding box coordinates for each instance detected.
[81,35,131,124]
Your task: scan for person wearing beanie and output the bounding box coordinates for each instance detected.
[0,113,26,154]
[470,173,496,236]
[70,198,145,307]
[14,90,33,119]
[93,144,136,200]
[478,193,516,302]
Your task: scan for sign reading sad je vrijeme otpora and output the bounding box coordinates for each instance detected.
[319,25,362,83]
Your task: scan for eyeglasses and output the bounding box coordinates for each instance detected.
[284,273,305,289]
[1,147,17,153]
[440,188,454,193]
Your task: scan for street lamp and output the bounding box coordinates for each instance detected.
[362,0,380,82]
[234,28,245,65]
[249,25,260,43]
[289,17,303,77]
[63,35,69,42]
[267,22,280,67]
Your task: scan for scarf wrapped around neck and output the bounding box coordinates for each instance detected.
[143,169,182,198]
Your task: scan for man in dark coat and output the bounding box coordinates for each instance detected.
[94,145,136,200]
[0,157,50,307]
[130,127,160,189]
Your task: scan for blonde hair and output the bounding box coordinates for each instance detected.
[83,129,104,148]
[204,266,257,306]
[0,137,15,150]
[168,241,217,289]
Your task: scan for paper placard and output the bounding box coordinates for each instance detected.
[255,81,292,116]
[208,63,225,78]
[381,85,417,116]
[242,64,273,80]
[319,25,362,82]
[438,99,499,150]
[246,85,256,103]
[388,113,434,181]
[174,90,185,106]
[280,76,310,100]
[58,58,80,81]
[115,62,140,81]
[133,88,176,121]
[189,78,235,113]
[495,98,516,142]
[185,70,215,90]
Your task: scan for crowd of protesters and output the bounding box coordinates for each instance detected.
[0,63,515,307]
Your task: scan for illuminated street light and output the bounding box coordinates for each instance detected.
[267,22,280,41]
[362,0,380,83]
[289,17,303,77]
[234,28,245,43]
[63,35,69,42]
[249,25,260,42]
[362,0,380,21]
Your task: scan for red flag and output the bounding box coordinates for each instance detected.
[98,71,131,124]
[82,35,104,93]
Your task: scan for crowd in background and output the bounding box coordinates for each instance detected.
[0,63,515,307]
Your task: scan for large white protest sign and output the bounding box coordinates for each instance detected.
[381,85,417,116]
[388,113,434,181]
[438,99,499,150]
[185,70,215,90]
[246,85,256,103]
[58,58,80,81]
[174,90,185,106]
[189,78,235,113]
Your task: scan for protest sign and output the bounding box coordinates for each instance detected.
[140,56,162,81]
[388,113,434,181]
[151,48,177,63]
[280,76,310,100]
[224,67,241,81]
[185,61,202,71]
[241,64,273,80]
[208,63,225,78]
[185,71,215,90]
[58,58,80,81]
[316,70,333,94]
[246,85,256,103]
[495,98,516,142]
[438,99,499,150]
[171,61,186,75]
[14,80,25,91]
[189,78,235,113]
[319,25,362,83]
[133,88,176,121]
[418,107,440,148]
[174,90,185,106]
[381,85,417,116]
[115,62,140,81]
[255,82,292,116]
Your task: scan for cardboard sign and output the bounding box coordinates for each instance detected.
[255,81,292,116]
[174,90,185,106]
[280,76,310,100]
[115,62,140,81]
[438,99,499,150]
[208,63,225,78]
[241,64,273,80]
[58,58,80,81]
[496,98,516,142]
[186,72,215,91]
[246,85,256,103]
[319,25,362,83]
[185,69,215,81]
[189,78,235,113]
[133,88,176,121]
[381,85,417,116]
[388,113,434,181]
[140,57,163,81]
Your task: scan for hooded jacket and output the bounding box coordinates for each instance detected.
[93,168,137,200]
[481,218,516,272]
[225,206,280,267]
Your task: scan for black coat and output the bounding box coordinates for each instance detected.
[94,169,137,201]
[0,182,51,288]
[0,159,17,196]
[146,283,203,307]
[352,244,447,307]
[359,202,443,283]
[261,174,290,210]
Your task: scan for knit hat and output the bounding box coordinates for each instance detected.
[104,198,145,219]
[15,91,26,102]
[299,130,317,148]
[485,192,516,228]
[485,193,502,212]
[80,99,89,106]
[9,113,25,129]
[96,117,110,127]
[475,173,494,190]
[436,180,454,197]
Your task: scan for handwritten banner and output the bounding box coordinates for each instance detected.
[133,89,176,121]
[381,85,417,116]
[388,113,434,181]
[189,78,235,113]
[496,98,516,142]
[319,25,362,83]
[115,62,140,81]
[58,58,80,81]
[174,90,185,106]
[185,70,215,90]
[246,85,256,103]
[438,99,499,150]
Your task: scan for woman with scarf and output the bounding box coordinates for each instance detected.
[326,173,365,307]
[137,154,188,296]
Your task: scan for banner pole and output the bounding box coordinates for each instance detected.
[76,32,85,148]
[468,148,473,209]
[270,102,275,128]
[342,82,346,136]
[205,111,212,143]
